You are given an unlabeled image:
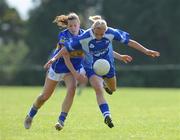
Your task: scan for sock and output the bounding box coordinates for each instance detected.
[28,105,38,118]
[59,112,68,122]
[99,103,111,118]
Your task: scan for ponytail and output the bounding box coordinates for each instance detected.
[53,15,68,27]
[89,15,102,22]
[53,13,80,28]
[89,15,107,31]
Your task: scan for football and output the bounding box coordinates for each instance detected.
[93,59,110,76]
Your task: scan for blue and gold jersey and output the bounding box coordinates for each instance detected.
[51,29,85,73]
[57,28,84,57]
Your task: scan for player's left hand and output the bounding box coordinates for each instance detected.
[44,58,56,69]
[121,55,133,63]
[145,49,160,58]
[74,73,88,84]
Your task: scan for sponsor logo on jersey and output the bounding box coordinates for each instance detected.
[89,44,95,48]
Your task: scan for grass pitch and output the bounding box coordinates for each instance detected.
[0,86,180,140]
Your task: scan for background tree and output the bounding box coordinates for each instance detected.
[0,0,29,85]
[0,0,24,44]
[101,0,180,87]
[1,0,179,86]
[25,0,99,64]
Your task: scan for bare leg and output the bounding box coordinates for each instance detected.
[24,76,58,129]
[61,74,76,113]
[55,73,76,131]
[34,77,58,108]
[89,75,114,128]
[89,75,105,105]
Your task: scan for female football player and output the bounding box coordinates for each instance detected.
[24,13,87,131]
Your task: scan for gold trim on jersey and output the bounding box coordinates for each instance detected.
[69,50,84,57]
[55,43,84,57]
[56,43,62,49]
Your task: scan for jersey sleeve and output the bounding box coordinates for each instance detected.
[64,36,82,52]
[58,32,66,46]
[112,28,130,45]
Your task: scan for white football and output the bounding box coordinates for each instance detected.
[93,59,110,76]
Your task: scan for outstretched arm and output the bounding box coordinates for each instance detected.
[44,47,68,69]
[113,51,133,63]
[128,39,160,57]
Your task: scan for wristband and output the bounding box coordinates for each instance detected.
[51,57,56,62]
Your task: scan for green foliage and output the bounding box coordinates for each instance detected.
[101,0,180,87]
[1,0,179,86]
[0,0,24,44]
[0,41,29,84]
[0,41,29,65]
[26,0,98,64]
[102,0,180,64]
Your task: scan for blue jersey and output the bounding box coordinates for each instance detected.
[65,27,130,61]
[64,27,130,78]
[65,27,129,64]
[52,29,84,73]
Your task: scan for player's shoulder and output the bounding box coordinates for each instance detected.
[106,27,118,34]
[78,28,92,40]
[58,29,69,37]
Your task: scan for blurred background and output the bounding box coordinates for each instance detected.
[0,0,180,87]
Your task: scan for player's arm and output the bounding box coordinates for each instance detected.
[128,39,160,57]
[113,51,133,63]
[112,28,160,58]
[63,53,87,84]
[44,36,81,69]
[62,53,84,81]
[44,47,68,69]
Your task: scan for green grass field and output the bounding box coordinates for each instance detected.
[0,86,180,140]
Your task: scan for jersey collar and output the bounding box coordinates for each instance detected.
[90,29,96,39]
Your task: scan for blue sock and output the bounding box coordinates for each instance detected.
[29,105,38,118]
[59,112,68,122]
[99,103,111,118]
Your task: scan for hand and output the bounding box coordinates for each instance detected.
[44,58,56,69]
[74,72,88,84]
[120,55,133,63]
[145,49,160,58]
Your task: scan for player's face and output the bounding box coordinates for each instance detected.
[93,28,106,40]
[67,19,80,35]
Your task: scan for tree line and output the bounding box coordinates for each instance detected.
[0,0,179,87]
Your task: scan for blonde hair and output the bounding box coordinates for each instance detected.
[53,13,80,27]
[89,15,107,31]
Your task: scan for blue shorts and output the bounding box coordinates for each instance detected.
[52,57,83,73]
[103,65,116,79]
[84,66,115,79]
[84,67,95,78]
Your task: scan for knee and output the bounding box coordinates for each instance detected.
[67,84,77,92]
[67,85,76,95]
[110,87,116,92]
[93,84,103,93]
[38,94,49,102]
